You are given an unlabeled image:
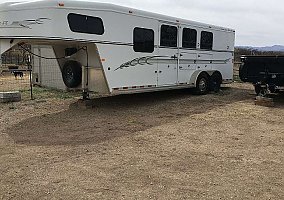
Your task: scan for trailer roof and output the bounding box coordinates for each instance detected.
[0,0,234,32]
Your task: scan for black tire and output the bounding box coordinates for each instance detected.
[195,73,209,95]
[62,61,82,88]
[255,84,268,96]
[210,72,222,92]
[239,63,247,82]
[254,84,261,95]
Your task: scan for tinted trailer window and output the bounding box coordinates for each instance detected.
[182,28,197,49]
[68,13,104,35]
[200,31,213,50]
[133,27,154,53]
[160,25,178,47]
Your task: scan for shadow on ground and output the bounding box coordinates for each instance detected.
[6,86,256,146]
[269,92,284,108]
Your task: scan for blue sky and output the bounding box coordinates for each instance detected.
[1,0,283,46]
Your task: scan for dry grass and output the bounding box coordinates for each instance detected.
[0,73,30,92]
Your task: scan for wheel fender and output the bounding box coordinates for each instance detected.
[189,70,202,87]
[189,70,215,87]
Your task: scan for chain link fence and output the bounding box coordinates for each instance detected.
[0,46,32,101]
[0,45,80,102]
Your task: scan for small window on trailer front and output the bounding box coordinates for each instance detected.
[133,27,154,53]
[182,28,197,48]
[200,31,213,50]
[160,25,178,47]
[68,13,104,35]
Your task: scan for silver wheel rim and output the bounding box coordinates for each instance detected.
[66,68,74,82]
[199,78,207,92]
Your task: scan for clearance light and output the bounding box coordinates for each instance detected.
[58,3,64,7]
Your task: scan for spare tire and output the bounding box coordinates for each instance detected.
[62,60,82,88]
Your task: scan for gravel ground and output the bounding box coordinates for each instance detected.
[0,83,283,200]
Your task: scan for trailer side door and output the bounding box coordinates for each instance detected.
[178,26,198,84]
[157,23,179,86]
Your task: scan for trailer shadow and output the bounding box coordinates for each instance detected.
[269,92,284,108]
[6,86,255,146]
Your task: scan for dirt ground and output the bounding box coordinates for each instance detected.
[0,83,283,200]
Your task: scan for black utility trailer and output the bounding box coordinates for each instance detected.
[239,55,284,95]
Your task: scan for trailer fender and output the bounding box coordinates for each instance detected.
[189,70,216,87]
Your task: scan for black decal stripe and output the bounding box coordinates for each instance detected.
[0,36,234,53]
[115,56,230,70]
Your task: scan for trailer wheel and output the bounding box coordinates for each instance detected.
[195,73,209,95]
[239,63,247,82]
[255,84,261,95]
[255,84,268,96]
[210,72,222,92]
[62,60,82,88]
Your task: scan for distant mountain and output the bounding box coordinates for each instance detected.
[237,45,284,52]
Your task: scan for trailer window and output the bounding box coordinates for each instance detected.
[182,28,197,48]
[133,27,154,53]
[68,13,104,35]
[200,31,213,50]
[160,25,177,47]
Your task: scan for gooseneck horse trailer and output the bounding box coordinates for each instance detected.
[0,0,235,97]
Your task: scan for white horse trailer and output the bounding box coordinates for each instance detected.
[0,0,235,97]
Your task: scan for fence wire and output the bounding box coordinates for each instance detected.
[0,45,80,102]
[0,57,32,100]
